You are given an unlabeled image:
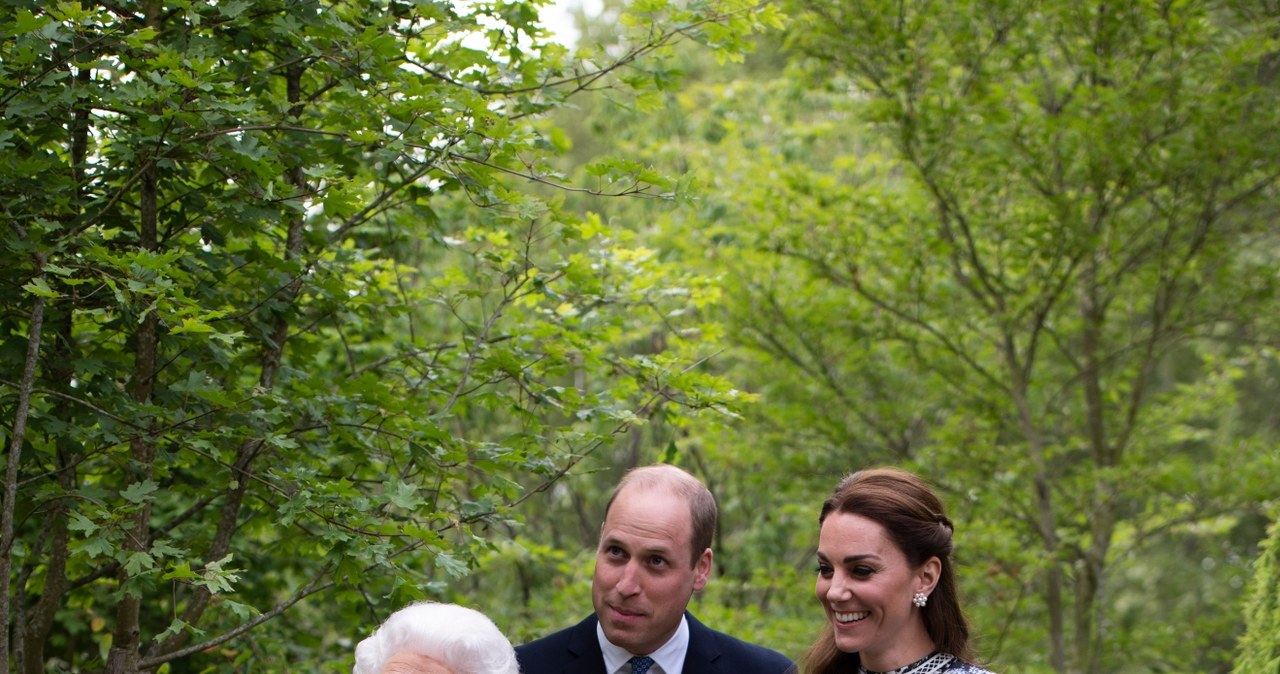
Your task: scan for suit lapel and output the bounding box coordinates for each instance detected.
[682,613,721,674]
[564,615,607,674]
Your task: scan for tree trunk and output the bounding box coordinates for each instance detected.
[21,47,90,653]
[104,153,160,674]
[0,258,48,674]
[21,496,70,674]
[1074,250,1114,673]
[18,312,77,674]
[1002,333,1067,671]
[146,60,310,666]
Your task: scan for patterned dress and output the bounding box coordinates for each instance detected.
[857,651,996,674]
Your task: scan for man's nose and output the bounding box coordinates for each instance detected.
[616,560,642,596]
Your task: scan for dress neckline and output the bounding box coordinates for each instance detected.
[858,651,954,674]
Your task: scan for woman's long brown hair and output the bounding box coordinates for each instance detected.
[801,468,976,674]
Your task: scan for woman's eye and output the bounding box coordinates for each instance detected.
[815,563,833,577]
[852,565,875,578]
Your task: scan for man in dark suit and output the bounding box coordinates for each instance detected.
[516,465,793,674]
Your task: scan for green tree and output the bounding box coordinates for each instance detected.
[1235,506,1280,674]
[0,1,775,672]
[687,0,1280,671]
[446,2,816,655]
[528,1,1280,672]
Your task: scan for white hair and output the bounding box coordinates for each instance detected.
[352,602,519,674]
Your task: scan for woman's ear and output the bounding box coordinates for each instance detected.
[917,556,942,596]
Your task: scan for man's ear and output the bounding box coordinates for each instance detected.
[692,548,713,592]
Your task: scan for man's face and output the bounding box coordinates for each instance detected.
[591,485,712,655]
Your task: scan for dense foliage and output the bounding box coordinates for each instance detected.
[474,2,1280,674]
[5,1,1278,673]
[1234,507,1280,674]
[0,1,774,672]
[770,2,1280,671]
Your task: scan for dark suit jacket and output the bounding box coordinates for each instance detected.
[515,612,794,674]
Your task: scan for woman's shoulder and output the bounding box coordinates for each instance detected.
[944,657,997,674]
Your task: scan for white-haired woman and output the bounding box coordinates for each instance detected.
[353,602,519,674]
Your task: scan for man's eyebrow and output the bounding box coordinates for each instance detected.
[638,543,678,559]
[599,534,633,550]
[600,535,676,557]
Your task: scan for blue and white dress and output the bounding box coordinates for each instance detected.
[857,651,996,674]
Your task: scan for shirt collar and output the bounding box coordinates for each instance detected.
[597,614,689,674]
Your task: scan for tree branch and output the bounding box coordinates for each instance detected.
[0,252,48,671]
[137,563,336,670]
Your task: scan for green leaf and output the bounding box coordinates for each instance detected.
[121,480,159,504]
[77,537,113,559]
[222,600,262,622]
[68,513,99,535]
[43,263,75,276]
[151,540,183,559]
[434,551,469,579]
[219,0,251,19]
[199,555,241,594]
[23,277,59,298]
[163,562,199,581]
[124,551,155,575]
[170,317,215,334]
[153,618,190,643]
[386,481,424,510]
[11,9,51,34]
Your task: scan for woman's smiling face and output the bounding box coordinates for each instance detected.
[815,512,939,671]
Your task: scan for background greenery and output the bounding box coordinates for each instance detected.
[2,1,1277,673]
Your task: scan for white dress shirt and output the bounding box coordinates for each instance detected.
[597,615,690,674]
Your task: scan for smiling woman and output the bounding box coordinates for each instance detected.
[805,468,996,674]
